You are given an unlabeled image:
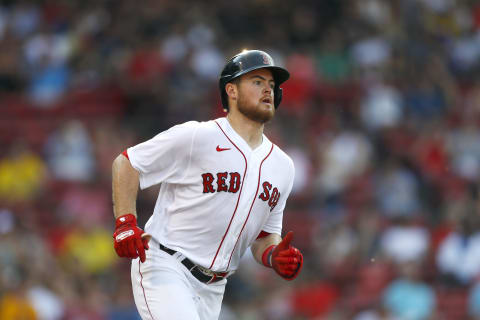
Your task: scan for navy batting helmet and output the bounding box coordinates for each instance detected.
[219,50,290,110]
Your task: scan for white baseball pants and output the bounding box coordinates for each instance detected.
[131,242,226,320]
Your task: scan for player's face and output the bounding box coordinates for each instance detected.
[236,69,275,123]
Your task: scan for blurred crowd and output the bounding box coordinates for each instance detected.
[3,0,480,319]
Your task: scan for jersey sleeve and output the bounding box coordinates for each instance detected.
[127,121,199,189]
[261,157,295,235]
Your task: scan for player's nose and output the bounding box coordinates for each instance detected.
[263,84,272,94]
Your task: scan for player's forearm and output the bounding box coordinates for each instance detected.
[112,154,140,218]
[251,233,281,265]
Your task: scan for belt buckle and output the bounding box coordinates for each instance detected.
[196,266,227,284]
[197,265,215,277]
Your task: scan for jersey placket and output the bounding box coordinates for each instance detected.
[210,149,250,271]
[225,153,258,265]
[211,119,270,271]
[209,120,250,271]
[217,145,272,271]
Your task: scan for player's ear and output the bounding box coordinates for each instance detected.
[225,82,238,101]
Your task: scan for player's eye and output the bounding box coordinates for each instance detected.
[269,83,275,89]
[254,80,261,85]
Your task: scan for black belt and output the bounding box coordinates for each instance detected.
[159,244,227,284]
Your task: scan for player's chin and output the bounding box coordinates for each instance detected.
[258,103,275,121]
[258,111,274,123]
[240,102,274,123]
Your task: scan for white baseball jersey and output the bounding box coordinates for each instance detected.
[127,117,295,272]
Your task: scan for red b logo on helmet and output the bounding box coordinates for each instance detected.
[262,53,272,65]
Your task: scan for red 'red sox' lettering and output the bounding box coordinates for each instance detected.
[259,182,271,201]
[228,172,241,193]
[217,172,228,192]
[202,172,241,193]
[202,173,215,193]
[259,181,280,211]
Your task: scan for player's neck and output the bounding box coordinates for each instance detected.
[226,113,264,150]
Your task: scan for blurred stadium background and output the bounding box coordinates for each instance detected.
[2,0,480,319]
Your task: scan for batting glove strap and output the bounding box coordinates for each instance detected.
[262,245,276,268]
[115,213,137,228]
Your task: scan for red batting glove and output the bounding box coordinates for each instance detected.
[262,231,303,280]
[113,214,150,263]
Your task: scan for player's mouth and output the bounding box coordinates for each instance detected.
[261,97,272,105]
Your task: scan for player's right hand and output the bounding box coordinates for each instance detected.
[113,214,150,263]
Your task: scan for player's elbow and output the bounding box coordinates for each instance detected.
[112,153,135,175]
[112,154,124,171]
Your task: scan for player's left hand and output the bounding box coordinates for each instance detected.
[263,231,303,280]
[113,214,150,263]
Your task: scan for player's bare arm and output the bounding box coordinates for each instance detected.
[112,154,139,218]
[111,153,150,262]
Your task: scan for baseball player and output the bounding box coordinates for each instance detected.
[112,50,304,320]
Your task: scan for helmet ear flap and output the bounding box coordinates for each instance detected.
[274,86,282,109]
